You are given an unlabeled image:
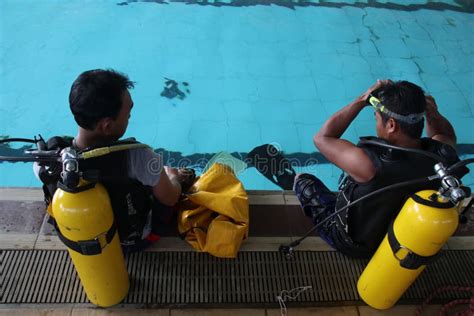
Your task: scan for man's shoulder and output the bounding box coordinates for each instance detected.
[115,138,155,158]
[356,136,389,148]
[420,137,452,149]
[127,147,161,163]
[117,137,140,144]
[354,136,387,160]
[421,137,462,164]
[126,146,163,187]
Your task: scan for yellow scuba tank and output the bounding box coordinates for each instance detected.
[357,162,466,310]
[51,147,129,307]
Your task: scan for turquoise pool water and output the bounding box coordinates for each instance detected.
[0,0,473,190]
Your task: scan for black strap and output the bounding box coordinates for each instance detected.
[387,221,440,270]
[57,181,96,193]
[411,194,454,209]
[80,169,138,185]
[55,219,117,256]
[42,184,53,206]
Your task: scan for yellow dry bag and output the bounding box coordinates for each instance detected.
[178,163,249,258]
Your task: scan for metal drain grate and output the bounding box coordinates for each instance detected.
[1,250,472,305]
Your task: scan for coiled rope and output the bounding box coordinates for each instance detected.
[415,285,474,316]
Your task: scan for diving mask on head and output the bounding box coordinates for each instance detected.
[368,94,425,124]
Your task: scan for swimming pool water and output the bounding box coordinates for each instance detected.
[0,0,473,190]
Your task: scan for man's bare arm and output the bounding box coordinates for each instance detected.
[314,80,391,183]
[314,97,375,183]
[152,167,182,206]
[425,96,457,148]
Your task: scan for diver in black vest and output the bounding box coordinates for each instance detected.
[37,69,195,252]
[293,80,468,258]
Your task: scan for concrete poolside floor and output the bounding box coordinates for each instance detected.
[0,305,466,316]
[1,188,473,316]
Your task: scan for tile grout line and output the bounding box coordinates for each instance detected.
[0,188,301,205]
[33,230,40,250]
[3,235,474,251]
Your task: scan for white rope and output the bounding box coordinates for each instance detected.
[276,286,313,316]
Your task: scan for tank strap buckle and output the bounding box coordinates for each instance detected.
[55,220,117,256]
[77,239,102,255]
[388,221,440,270]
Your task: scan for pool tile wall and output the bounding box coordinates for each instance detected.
[0,0,472,190]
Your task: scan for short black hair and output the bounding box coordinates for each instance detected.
[375,81,426,139]
[69,69,134,130]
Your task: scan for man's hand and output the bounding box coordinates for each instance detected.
[360,79,393,103]
[425,95,438,116]
[177,168,196,193]
[164,166,179,178]
[164,166,196,193]
[424,95,457,148]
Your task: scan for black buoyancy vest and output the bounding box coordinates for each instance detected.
[41,137,154,246]
[336,136,469,252]
[79,150,154,246]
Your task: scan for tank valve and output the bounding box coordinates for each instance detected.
[61,147,80,189]
[434,163,466,203]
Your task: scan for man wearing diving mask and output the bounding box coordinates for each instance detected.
[293,80,467,258]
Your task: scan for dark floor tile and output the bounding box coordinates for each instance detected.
[0,200,45,234]
[3,199,472,240]
[284,204,316,236]
[248,204,292,236]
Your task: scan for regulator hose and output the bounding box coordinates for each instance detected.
[448,158,474,174]
[0,138,37,144]
[279,175,439,255]
[359,138,447,163]
[0,137,59,163]
[279,138,474,257]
